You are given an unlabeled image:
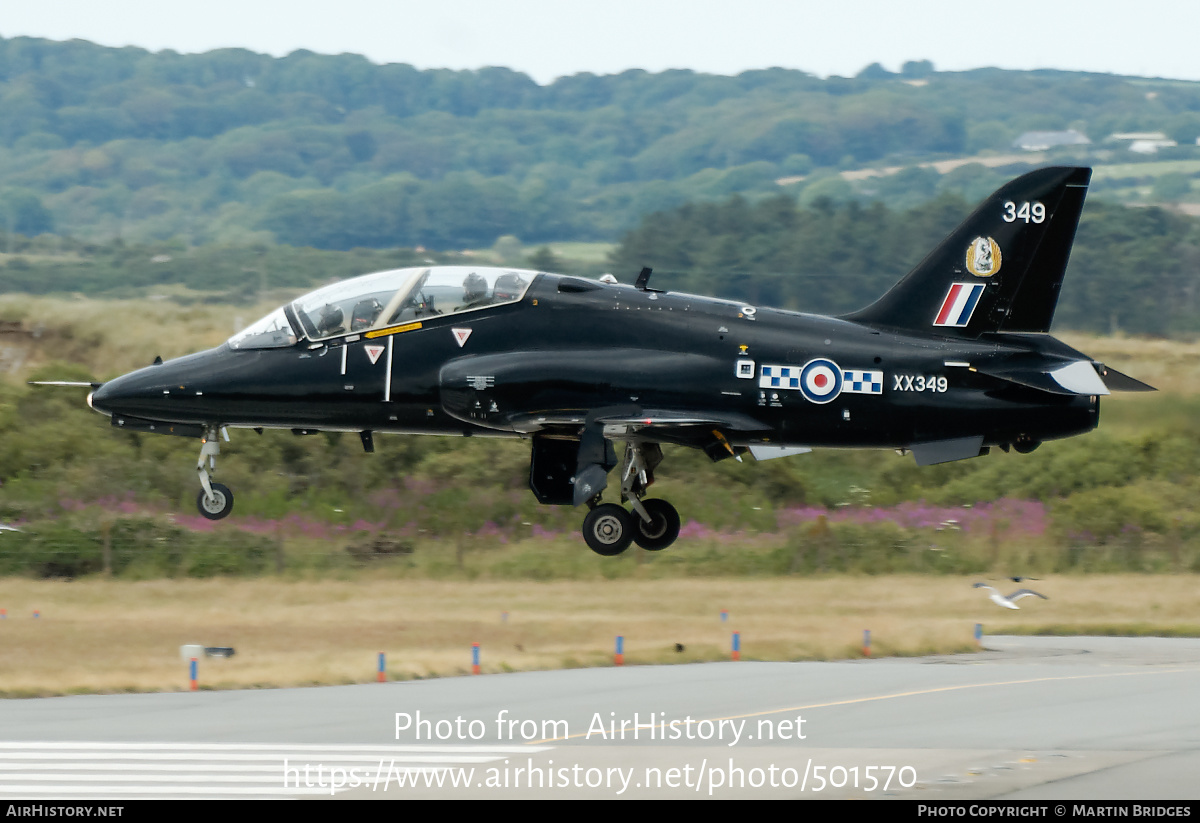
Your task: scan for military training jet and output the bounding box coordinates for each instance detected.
[71,166,1152,556]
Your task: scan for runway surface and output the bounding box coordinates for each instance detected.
[1,635,1199,799]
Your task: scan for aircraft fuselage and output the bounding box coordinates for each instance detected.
[90,273,1098,454]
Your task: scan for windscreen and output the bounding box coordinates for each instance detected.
[290,269,422,341]
[233,267,539,346]
[227,307,297,350]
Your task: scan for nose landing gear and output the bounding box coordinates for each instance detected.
[196,425,234,520]
[197,482,234,520]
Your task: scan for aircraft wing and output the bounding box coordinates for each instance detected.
[507,409,767,437]
[506,413,710,434]
[440,349,770,451]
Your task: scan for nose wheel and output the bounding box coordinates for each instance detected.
[197,482,234,520]
[195,425,234,520]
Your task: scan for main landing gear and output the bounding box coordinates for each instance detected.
[196,425,234,520]
[580,443,681,556]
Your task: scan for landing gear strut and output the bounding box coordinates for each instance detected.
[196,425,234,520]
[579,442,681,556]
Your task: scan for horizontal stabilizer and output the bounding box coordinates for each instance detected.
[972,364,1085,395]
[975,360,1154,396]
[1097,365,1156,392]
[1050,361,1110,395]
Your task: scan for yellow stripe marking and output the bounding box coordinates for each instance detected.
[365,322,422,339]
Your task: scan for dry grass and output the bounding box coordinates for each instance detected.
[838,153,1046,181]
[1059,332,1200,395]
[0,295,286,380]
[1,574,1197,697]
[1090,159,1200,180]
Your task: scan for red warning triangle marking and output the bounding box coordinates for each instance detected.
[452,328,472,347]
[364,344,385,365]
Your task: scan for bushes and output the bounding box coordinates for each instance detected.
[0,517,274,578]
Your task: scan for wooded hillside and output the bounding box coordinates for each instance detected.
[3,37,1200,248]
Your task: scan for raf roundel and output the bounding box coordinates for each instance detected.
[799,358,843,404]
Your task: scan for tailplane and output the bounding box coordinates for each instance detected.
[844,166,1091,337]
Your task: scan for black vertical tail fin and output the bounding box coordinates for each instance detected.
[843,166,1091,336]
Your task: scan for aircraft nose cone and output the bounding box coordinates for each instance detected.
[87,380,117,414]
[87,368,167,418]
[84,347,231,424]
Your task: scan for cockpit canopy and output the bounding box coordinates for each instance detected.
[228,266,537,350]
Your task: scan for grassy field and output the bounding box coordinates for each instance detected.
[539,241,616,265]
[1,574,1197,697]
[3,304,1199,696]
[1060,331,1200,393]
[1090,159,1200,180]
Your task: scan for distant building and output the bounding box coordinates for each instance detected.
[1129,139,1177,154]
[1109,132,1178,154]
[1012,130,1091,151]
[1110,131,1168,141]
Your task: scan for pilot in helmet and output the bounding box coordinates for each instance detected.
[492,273,526,302]
[461,272,491,310]
[316,303,344,337]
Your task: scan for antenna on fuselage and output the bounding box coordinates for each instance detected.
[634,266,661,293]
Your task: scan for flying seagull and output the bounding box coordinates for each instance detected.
[973,583,1048,610]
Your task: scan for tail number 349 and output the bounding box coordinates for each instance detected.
[1003,201,1045,223]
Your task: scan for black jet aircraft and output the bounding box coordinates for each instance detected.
[74,166,1152,556]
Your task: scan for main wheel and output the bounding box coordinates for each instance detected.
[582,504,633,556]
[632,499,681,551]
[197,483,234,520]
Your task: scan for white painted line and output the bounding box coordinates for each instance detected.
[0,756,504,766]
[0,742,548,753]
[0,786,337,796]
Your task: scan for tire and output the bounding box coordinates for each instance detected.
[632,499,681,551]
[197,483,234,520]
[582,504,633,556]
